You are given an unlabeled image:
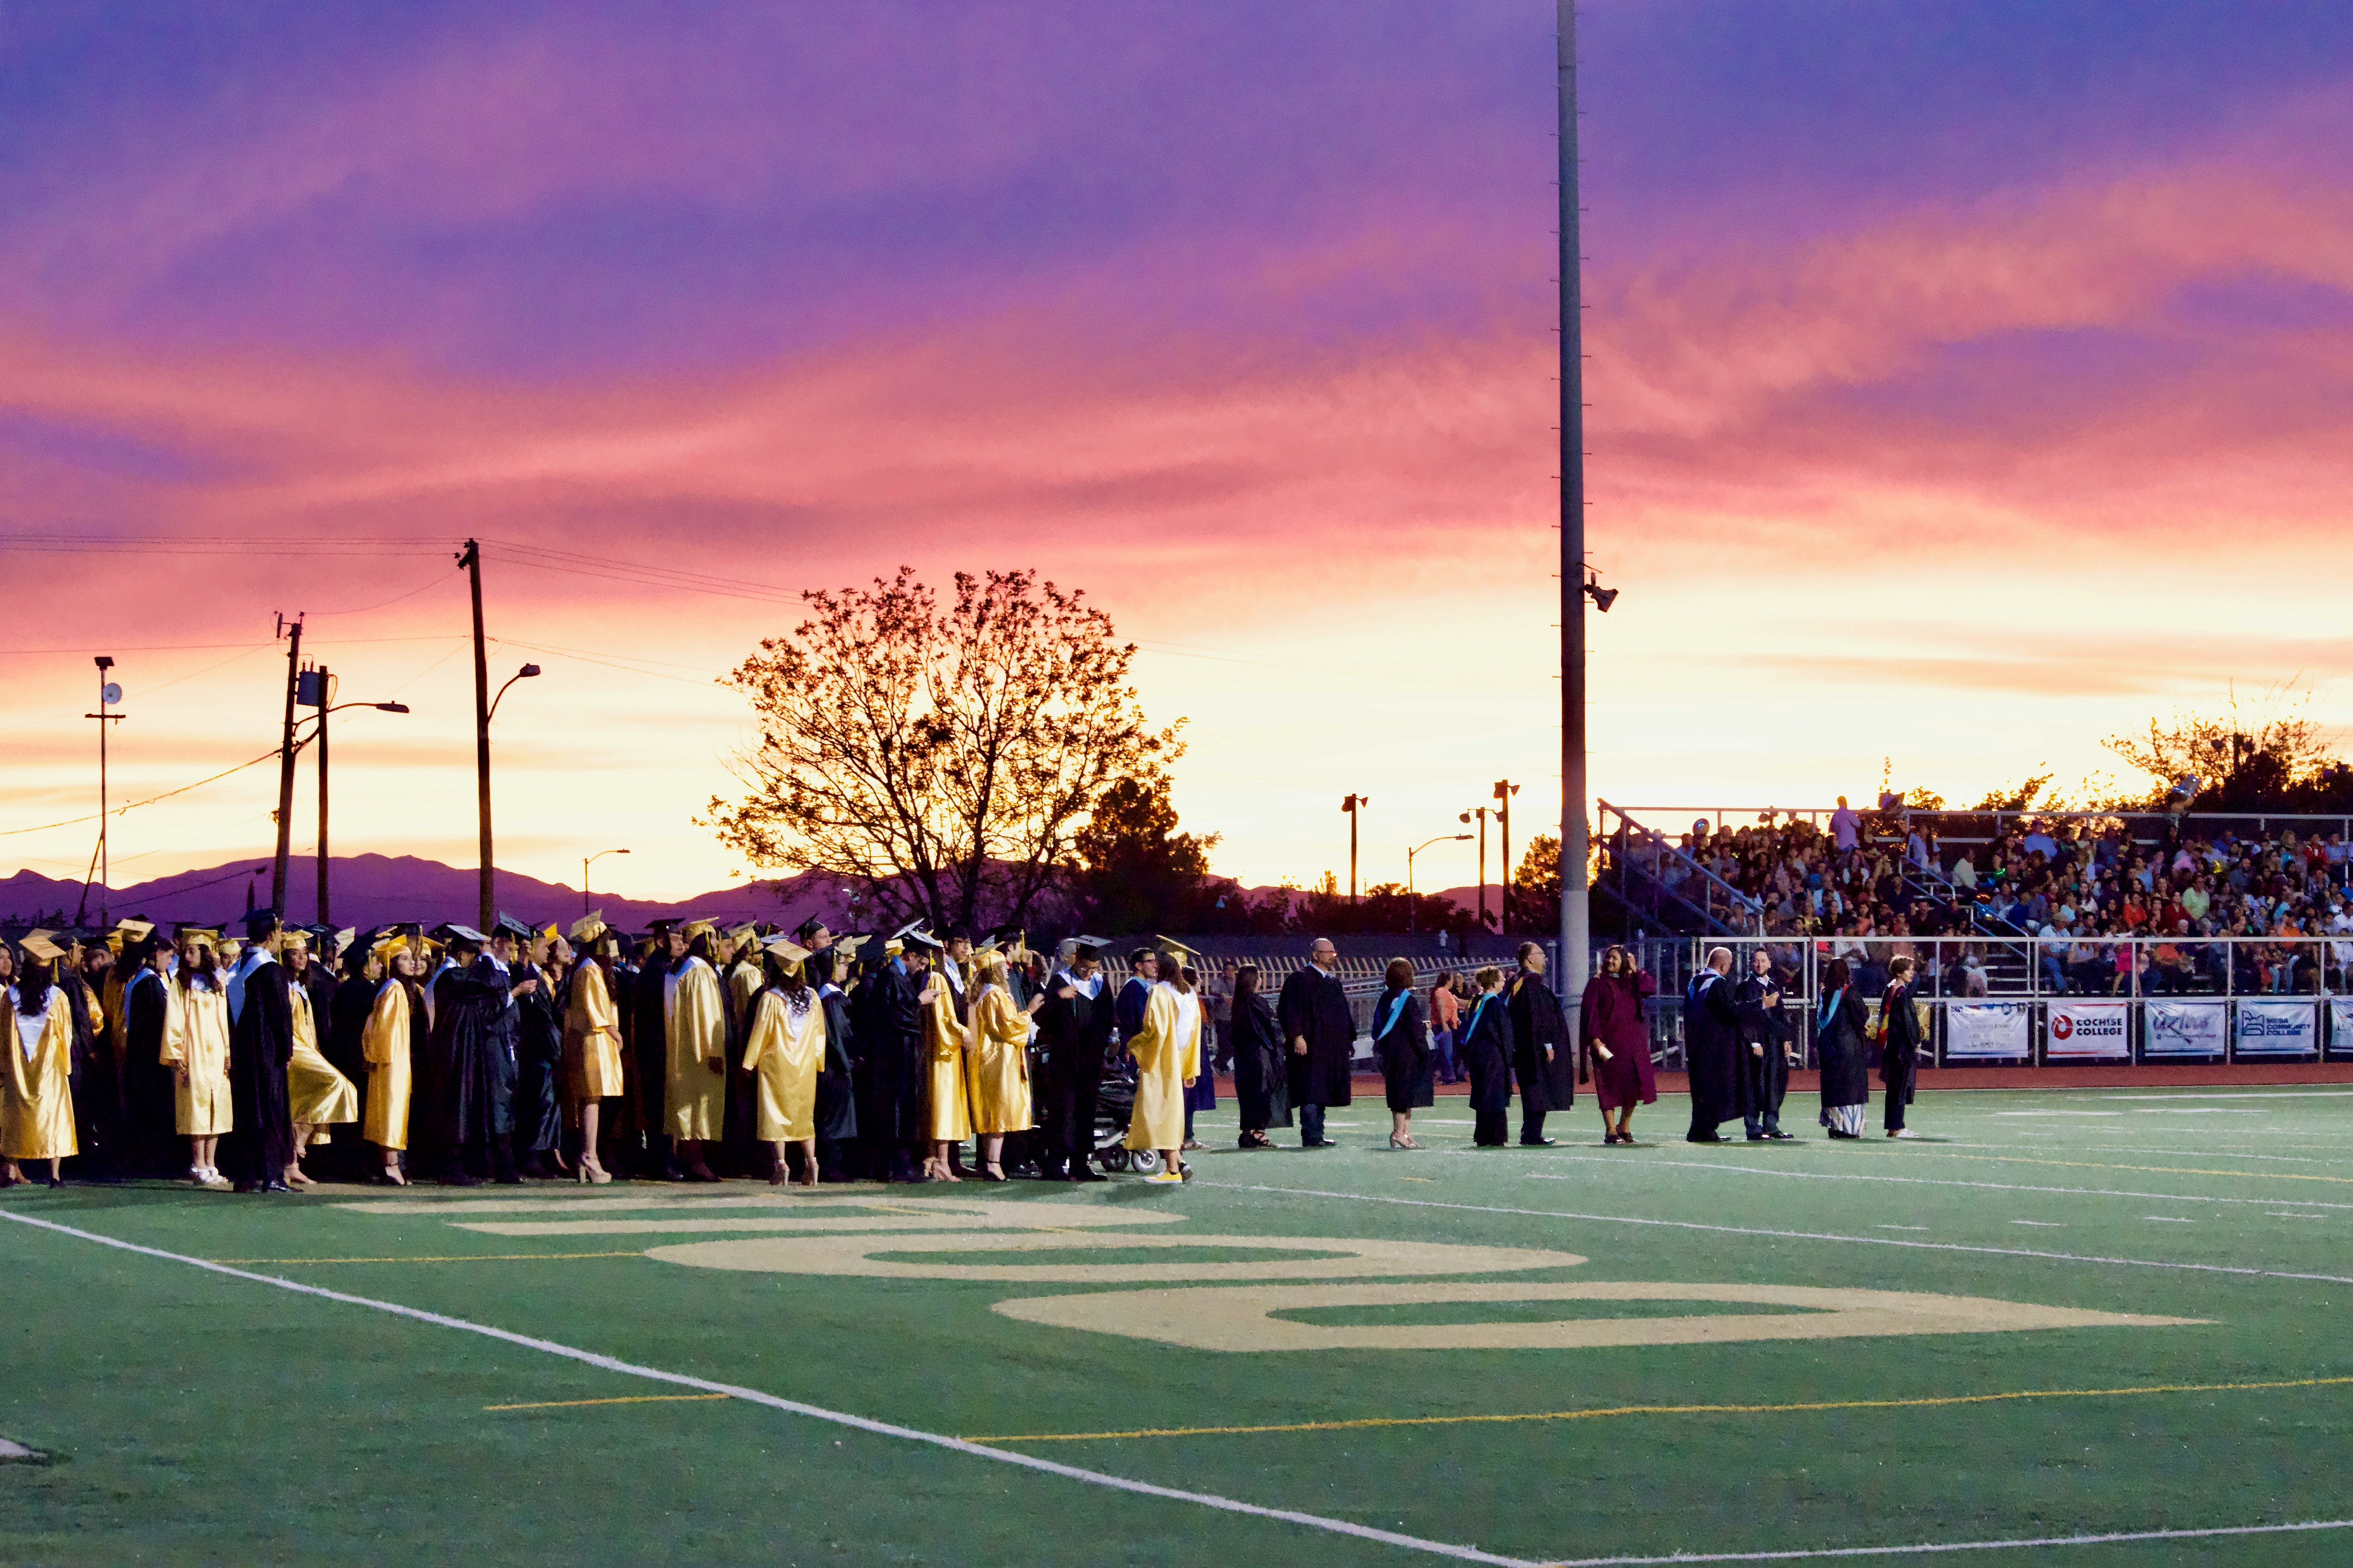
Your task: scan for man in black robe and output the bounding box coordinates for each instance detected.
[1506,943,1568,1147]
[221,911,297,1192]
[118,936,178,1178]
[630,924,675,1178]
[851,928,929,1182]
[1735,948,1798,1141]
[325,943,382,1182]
[422,924,533,1185]
[1683,946,1742,1144]
[1034,938,1114,1182]
[58,934,116,1180]
[1882,955,1924,1138]
[511,923,566,1177]
[805,947,858,1182]
[1278,938,1355,1148]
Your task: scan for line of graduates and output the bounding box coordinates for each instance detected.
[1680,944,1924,1143]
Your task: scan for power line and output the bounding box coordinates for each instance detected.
[0,748,279,839]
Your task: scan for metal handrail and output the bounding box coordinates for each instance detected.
[1599,800,1764,936]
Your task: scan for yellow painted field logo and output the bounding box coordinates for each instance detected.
[343,1194,2201,1351]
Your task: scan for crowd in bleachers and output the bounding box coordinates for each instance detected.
[1630,804,2353,997]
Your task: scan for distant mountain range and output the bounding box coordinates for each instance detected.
[0,853,1495,936]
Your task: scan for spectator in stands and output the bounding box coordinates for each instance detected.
[1830,797,1860,852]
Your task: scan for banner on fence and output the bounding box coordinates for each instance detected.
[2046,1000,2131,1059]
[1944,1002,2030,1059]
[2332,999,2353,1057]
[2143,1000,2228,1058]
[2234,1000,2318,1057]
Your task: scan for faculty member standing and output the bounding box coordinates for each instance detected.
[1683,946,1741,1144]
[1278,938,1354,1148]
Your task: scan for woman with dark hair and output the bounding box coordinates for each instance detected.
[964,949,1042,1182]
[1815,957,1871,1139]
[1458,966,1517,1147]
[1228,963,1288,1149]
[563,931,624,1185]
[742,944,826,1187]
[2,946,78,1186]
[362,944,418,1184]
[1581,945,1657,1144]
[161,929,232,1186]
[1372,957,1433,1148]
[662,923,729,1182]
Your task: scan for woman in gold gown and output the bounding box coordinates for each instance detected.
[740,942,826,1186]
[2,947,79,1186]
[282,931,359,1187]
[161,929,232,1186]
[362,944,419,1184]
[964,951,1041,1182]
[563,924,624,1184]
[1123,958,1202,1184]
[919,948,969,1182]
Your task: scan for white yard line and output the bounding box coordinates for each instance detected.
[1543,1517,2353,1565]
[1526,1156,2353,1212]
[1193,1181,2353,1287]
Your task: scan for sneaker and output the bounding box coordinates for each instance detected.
[1143,1171,1184,1184]
[1892,1128,1919,1139]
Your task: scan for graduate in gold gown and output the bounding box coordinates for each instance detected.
[563,917,624,1184]
[281,930,359,1187]
[2,941,79,1186]
[362,938,419,1184]
[1123,957,1203,1184]
[161,928,233,1186]
[911,929,970,1182]
[740,940,826,1187]
[964,950,1041,1182]
[662,920,729,1181]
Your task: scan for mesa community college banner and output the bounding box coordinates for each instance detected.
[2142,1000,2228,1058]
[2045,999,2131,1060]
[1944,1002,2030,1059]
[2234,1000,2318,1057]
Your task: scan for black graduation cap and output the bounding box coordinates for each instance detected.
[895,919,943,952]
[1069,934,1110,958]
[492,912,536,941]
[430,921,488,949]
[242,907,284,940]
[645,916,682,936]
[792,916,830,945]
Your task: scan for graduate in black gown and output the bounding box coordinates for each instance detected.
[220,911,297,1192]
[1683,946,1742,1144]
[324,943,381,1182]
[511,927,567,1176]
[117,936,179,1177]
[630,924,675,1177]
[422,923,532,1185]
[1880,955,1924,1138]
[58,935,114,1180]
[1457,965,1517,1146]
[1813,957,1872,1139]
[1734,948,1798,1141]
[1371,958,1433,1148]
[1278,938,1355,1148]
[1034,937,1114,1180]
[1506,943,1568,1147]
[1228,963,1288,1148]
[805,945,859,1182]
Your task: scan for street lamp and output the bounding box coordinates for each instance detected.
[583,847,630,916]
[81,656,124,926]
[1461,807,1496,929]
[293,671,412,924]
[1406,834,1473,934]
[475,659,540,928]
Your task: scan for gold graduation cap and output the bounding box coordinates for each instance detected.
[727,922,758,946]
[680,918,717,941]
[332,928,357,957]
[833,934,866,957]
[19,932,65,963]
[571,911,608,943]
[762,937,813,962]
[1149,934,1199,958]
[176,926,221,951]
[107,918,156,955]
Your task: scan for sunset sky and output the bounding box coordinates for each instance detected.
[4,1,2352,912]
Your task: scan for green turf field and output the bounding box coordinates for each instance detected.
[10,1085,2353,1566]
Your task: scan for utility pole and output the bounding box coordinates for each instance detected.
[270,614,304,913]
[1493,779,1520,928]
[84,657,122,926]
[300,666,337,924]
[1340,793,1370,904]
[463,540,493,930]
[1461,807,1492,929]
[1558,0,1593,993]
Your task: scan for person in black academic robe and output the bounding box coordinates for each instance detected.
[630,942,673,1177]
[1370,961,1433,1147]
[118,944,179,1178]
[1734,949,1797,1141]
[1814,959,1872,1139]
[1506,946,1569,1147]
[1880,957,1923,1137]
[423,939,528,1184]
[59,951,114,1180]
[1683,948,1742,1144]
[1034,943,1115,1180]
[1457,971,1517,1147]
[805,949,858,1181]
[1229,964,1288,1147]
[221,926,297,1192]
[512,949,566,1175]
[1278,940,1355,1148]
[851,946,928,1182]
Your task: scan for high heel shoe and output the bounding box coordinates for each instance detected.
[979,1164,1008,1183]
[1388,1133,1419,1150]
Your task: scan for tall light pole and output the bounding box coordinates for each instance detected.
[584,848,630,916]
[82,658,123,926]
[270,613,305,912]
[1407,833,1472,934]
[296,669,410,925]
[1340,793,1370,904]
[1461,807,1493,929]
[1558,0,1592,993]
[473,656,542,929]
[1493,779,1520,928]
